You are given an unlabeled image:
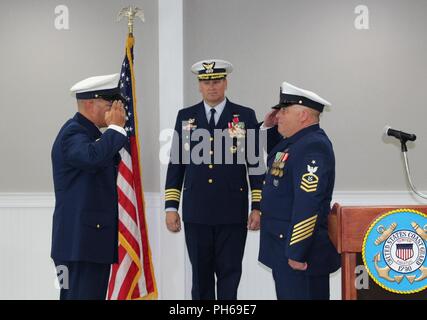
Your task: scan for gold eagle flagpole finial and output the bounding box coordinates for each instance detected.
[117,5,145,35]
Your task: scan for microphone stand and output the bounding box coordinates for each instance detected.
[399,139,427,200]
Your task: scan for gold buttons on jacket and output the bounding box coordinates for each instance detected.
[240,188,243,191]
[209,137,214,142]
[96,224,101,229]
[209,150,214,155]
[208,179,213,184]
[279,234,284,239]
[209,165,213,169]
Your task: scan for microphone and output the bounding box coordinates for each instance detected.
[384,126,416,142]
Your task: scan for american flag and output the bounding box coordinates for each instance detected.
[107,35,157,300]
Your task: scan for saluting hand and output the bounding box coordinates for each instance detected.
[105,100,126,127]
[166,211,181,232]
[263,110,279,128]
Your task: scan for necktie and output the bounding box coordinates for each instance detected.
[209,108,216,131]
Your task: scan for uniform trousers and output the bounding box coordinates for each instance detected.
[54,260,111,300]
[272,259,329,300]
[184,223,247,300]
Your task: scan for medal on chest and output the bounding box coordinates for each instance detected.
[228,114,246,139]
[270,151,289,177]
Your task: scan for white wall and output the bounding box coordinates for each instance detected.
[0,0,159,192]
[183,0,427,191]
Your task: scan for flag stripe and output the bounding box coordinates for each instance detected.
[119,157,134,188]
[111,251,132,299]
[117,186,142,246]
[119,148,133,174]
[118,202,140,243]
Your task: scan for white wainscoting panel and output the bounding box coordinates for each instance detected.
[0,192,161,300]
[0,191,425,299]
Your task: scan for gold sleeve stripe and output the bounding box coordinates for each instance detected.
[293,219,316,233]
[166,190,181,193]
[165,195,180,199]
[165,191,181,196]
[292,226,314,239]
[165,188,181,193]
[291,227,314,242]
[290,232,313,246]
[293,215,318,229]
[165,195,180,200]
[165,191,181,195]
[165,192,180,196]
[292,222,316,237]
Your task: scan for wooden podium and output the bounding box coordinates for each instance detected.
[328,203,427,300]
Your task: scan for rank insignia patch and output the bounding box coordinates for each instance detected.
[300,164,319,193]
[362,209,427,294]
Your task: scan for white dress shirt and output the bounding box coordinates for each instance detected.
[203,98,226,125]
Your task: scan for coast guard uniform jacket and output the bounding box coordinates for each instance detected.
[164,99,264,225]
[259,124,340,276]
[51,113,127,264]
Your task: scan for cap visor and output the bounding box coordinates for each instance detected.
[100,94,126,103]
[271,103,287,110]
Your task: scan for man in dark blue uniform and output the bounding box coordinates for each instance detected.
[51,74,128,299]
[259,82,340,300]
[165,59,264,299]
